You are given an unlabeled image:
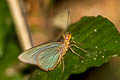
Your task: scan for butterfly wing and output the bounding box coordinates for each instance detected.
[37,44,62,71]
[18,42,62,67]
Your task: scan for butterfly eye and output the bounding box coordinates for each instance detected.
[64,32,71,41]
[66,36,69,40]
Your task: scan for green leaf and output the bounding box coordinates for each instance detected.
[29,16,120,80]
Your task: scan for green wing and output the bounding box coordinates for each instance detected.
[37,44,62,71]
[18,42,62,67]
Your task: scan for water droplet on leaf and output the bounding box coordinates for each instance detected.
[102,56,104,58]
[95,46,98,48]
[115,40,118,43]
[99,51,102,53]
[93,58,96,60]
[81,60,84,63]
[94,29,97,32]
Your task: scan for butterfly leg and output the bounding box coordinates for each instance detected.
[62,57,65,72]
[69,46,86,59]
[58,57,65,72]
[70,44,88,53]
[70,40,84,45]
[58,59,62,68]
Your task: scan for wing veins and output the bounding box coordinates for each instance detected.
[37,44,62,70]
[44,47,61,69]
[40,47,59,65]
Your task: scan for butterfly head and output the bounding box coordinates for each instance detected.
[64,32,71,41]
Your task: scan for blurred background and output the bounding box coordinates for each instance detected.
[17,0,120,47]
[0,0,120,80]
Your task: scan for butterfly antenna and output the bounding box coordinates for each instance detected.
[67,10,70,29]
